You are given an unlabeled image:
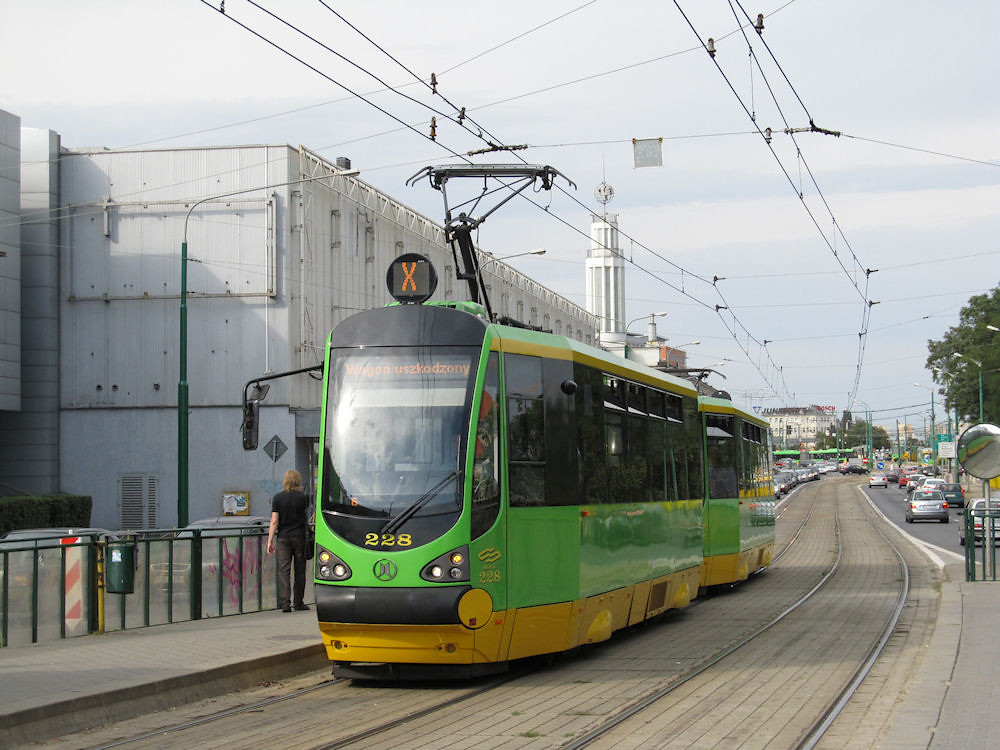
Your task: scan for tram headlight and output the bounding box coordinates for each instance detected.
[315,546,352,581]
[420,545,469,582]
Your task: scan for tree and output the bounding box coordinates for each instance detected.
[845,420,890,451]
[926,286,1000,425]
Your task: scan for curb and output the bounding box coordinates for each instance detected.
[0,643,327,749]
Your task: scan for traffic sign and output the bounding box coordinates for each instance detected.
[877,462,884,469]
[936,433,952,443]
[263,434,287,463]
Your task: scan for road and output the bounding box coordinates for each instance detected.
[861,479,967,558]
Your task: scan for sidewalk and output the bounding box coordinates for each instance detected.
[0,608,326,749]
[882,565,1000,750]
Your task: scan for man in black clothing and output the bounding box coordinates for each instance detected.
[267,469,310,612]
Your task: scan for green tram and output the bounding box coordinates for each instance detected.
[302,256,775,679]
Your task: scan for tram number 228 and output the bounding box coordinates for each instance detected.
[479,569,502,584]
[364,533,413,548]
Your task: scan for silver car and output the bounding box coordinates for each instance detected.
[868,474,888,488]
[905,490,949,523]
[959,499,1000,546]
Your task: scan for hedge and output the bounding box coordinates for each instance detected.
[0,494,93,536]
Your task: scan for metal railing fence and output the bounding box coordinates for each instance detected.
[1,526,312,647]
[964,504,1000,581]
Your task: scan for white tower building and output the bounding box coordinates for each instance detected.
[585,181,625,348]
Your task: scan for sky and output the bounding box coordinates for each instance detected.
[3,0,999,434]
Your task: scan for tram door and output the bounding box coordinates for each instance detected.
[471,353,506,609]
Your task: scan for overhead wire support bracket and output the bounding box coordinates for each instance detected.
[467,142,529,156]
[783,119,842,138]
[406,164,576,321]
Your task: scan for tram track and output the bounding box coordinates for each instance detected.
[45,477,915,749]
[562,477,910,749]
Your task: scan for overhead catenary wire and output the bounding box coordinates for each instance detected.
[0,0,980,408]
[9,2,980,408]
[211,0,796,403]
[11,1,804,406]
[672,0,877,407]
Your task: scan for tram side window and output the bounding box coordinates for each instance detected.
[740,421,763,497]
[574,363,607,505]
[627,382,646,413]
[664,419,682,501]
[737,420,748,496]
[648,393,667,503]
[542,357,576,506]
[663,395,685,501]
[606,410,626,503]
[605,376,626,409]
[684,398,704,499]
[647,391,667,503]
[472,353,501,538]
[628,413,649,502]
[667,394,705,500]
[706,414,738,499]
[506,354,545,507]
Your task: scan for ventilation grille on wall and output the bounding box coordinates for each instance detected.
[120,473,158,530]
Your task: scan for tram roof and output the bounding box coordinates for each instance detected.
[698,396,769,429]
[490,322,699,399]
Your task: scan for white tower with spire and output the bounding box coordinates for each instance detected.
[586,180,626,348]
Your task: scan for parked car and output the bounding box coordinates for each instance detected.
[150,516,271,592]
[178,516,271,537]
[0,528,113,551]
[959,499,1000,546]
[0,529,114,598]
[868,474,888,488]
[905,490,949,523]
[938,483,965,509]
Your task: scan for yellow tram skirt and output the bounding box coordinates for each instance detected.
[319,611,514,665]
[700,541,774,587]
[320,565,707,666]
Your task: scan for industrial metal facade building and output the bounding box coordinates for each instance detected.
[0,121,597,529]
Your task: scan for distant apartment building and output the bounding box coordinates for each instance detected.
[763,406,837,449]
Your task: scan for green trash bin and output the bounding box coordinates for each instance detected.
[106,541,135,594]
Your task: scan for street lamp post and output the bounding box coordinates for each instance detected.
[851,398,873,463]
[661,340,700,368]
[623,311,667,359]
[913,383,936,469]
[176,168,360,529]
[478,248,546,274]
[933,365,959,480]
[953,352,984,423]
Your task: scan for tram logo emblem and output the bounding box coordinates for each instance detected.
[374,559,398,581]
[478,548,502,564]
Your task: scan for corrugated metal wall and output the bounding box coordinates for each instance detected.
[0,109,20,412]
[60,145,289,409]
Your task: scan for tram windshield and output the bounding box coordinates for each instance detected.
[322,347,477,547]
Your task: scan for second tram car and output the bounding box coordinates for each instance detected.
[296,255,774,678]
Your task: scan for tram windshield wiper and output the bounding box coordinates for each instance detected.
[380,470,460,536]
